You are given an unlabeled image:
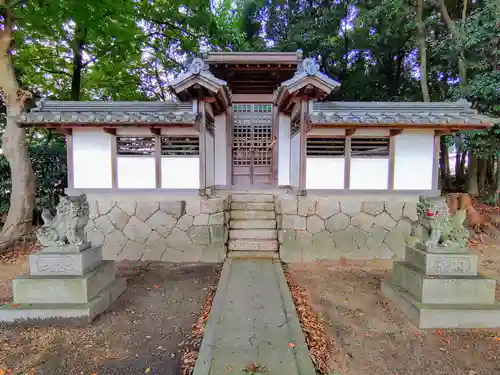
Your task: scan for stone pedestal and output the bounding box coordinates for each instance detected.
[382,245,500,328]
[0,245,126,325]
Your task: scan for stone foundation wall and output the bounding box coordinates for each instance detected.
[276,195,418,262]
[85,196,229,262]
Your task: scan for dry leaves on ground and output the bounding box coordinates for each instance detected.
[0,243,38,265]
[181,287,216,372]
[283,267,340,375]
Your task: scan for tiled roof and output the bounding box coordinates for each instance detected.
[309,100,495,127]
[18,100,197,126]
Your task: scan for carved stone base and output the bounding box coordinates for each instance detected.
[415,242,470,254]
[0,277,126,326]
[382,280,500,329]
[29,246,103,276]
[13,261,116,304]
[0,245,126,325]
[382,245,500,328]
[405,246,478,276]
[39,242,91,253]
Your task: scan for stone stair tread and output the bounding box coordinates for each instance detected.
[228,239,279,251]
[229,229,277,240]
[230,202,274,211]
[228,251,279,260]
[230,219,277,229]
[230,194,274,203]
[230,211,275,220]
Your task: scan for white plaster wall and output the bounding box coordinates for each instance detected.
[350,158,389,190]
[205,133,215,187]
[306,158,345,189]
[72,130,112,188]
[214,113,227,186]
[394,130,434,190]
[161,158,200,189]
[290,133,300,187]
[278,114,291,186]
[117,157,155,188]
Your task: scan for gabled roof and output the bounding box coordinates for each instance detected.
[18,100,197,127]
[309,100,495,129]
[275,58,340,112]
[168,58,231,113]
[204,51,302,65]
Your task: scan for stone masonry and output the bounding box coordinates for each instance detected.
[276,195,418,262]
[85,196,229,263]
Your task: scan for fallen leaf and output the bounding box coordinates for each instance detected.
[493,337,500,341]
[11,304,20,308]
[0,369,5,375]
[153,285,161,289]
[288,342,296,348]
[435,329,442,335]
[145,367,151,373]
[227,366,233,371]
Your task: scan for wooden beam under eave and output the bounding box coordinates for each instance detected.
[345,128,357,136]
[56,127,72,136]
[103,128,116,135]
[389,129,403,136]
[150,127,161,135]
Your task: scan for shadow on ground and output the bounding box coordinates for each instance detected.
[0,261,221,375]
[289,253,500,375]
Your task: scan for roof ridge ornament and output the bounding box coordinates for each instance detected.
[189,58,205,75]
[298,57,320,76]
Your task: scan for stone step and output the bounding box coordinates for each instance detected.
[228,239,279,251]
[230,219,277,229]
[230,202,274,211]
[230,194,274,203]
[230,210,275,220]
[229,229,277,240]
[228,251,279,260]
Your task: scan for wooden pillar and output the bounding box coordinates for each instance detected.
[299,99,308,193]
[104,128,118,189]
[154,133,162,188]
[198,99,207,194]
[66,131,74,189]
[432,131,440,191]
[344,135,352,189]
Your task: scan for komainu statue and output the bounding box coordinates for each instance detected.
[36,194,91,251]
[415,195,469,251]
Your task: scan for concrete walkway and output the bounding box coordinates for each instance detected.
[193,259,316,375]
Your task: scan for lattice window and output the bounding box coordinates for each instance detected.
[232,103,273,167]
[116,137,155,156]
[351,138,390,157]
[205,116,215,136]
[161,136,199,156]
[291,116,300,137]
[307,138,345,157]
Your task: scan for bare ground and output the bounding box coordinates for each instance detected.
[288,246,500,375]
[0,256,221,375]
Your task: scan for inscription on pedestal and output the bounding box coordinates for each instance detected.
[405,246,478,276]
[36,256,76,273]
[435,257,471,274]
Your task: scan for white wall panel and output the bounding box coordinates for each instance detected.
[117,157,155,188]
[72,130,112,188]
[278,114,291,186]
[306,158,345,189]
[161,157,199,189]
[350,158,389,190]
[393,130,434,190]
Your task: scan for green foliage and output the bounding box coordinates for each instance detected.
[0,134,67,216]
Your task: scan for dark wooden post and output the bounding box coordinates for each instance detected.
[299,98,308,194]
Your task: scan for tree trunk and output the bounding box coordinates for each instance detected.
[478,156,487,195]
[496,154,500,199]
[466,152,479,196]
[439,0,468,88]
[417,0,430,102]
[440,141,451,190]
[71,26,85,101]
[459,150,467,179]
[0,0,36,252]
